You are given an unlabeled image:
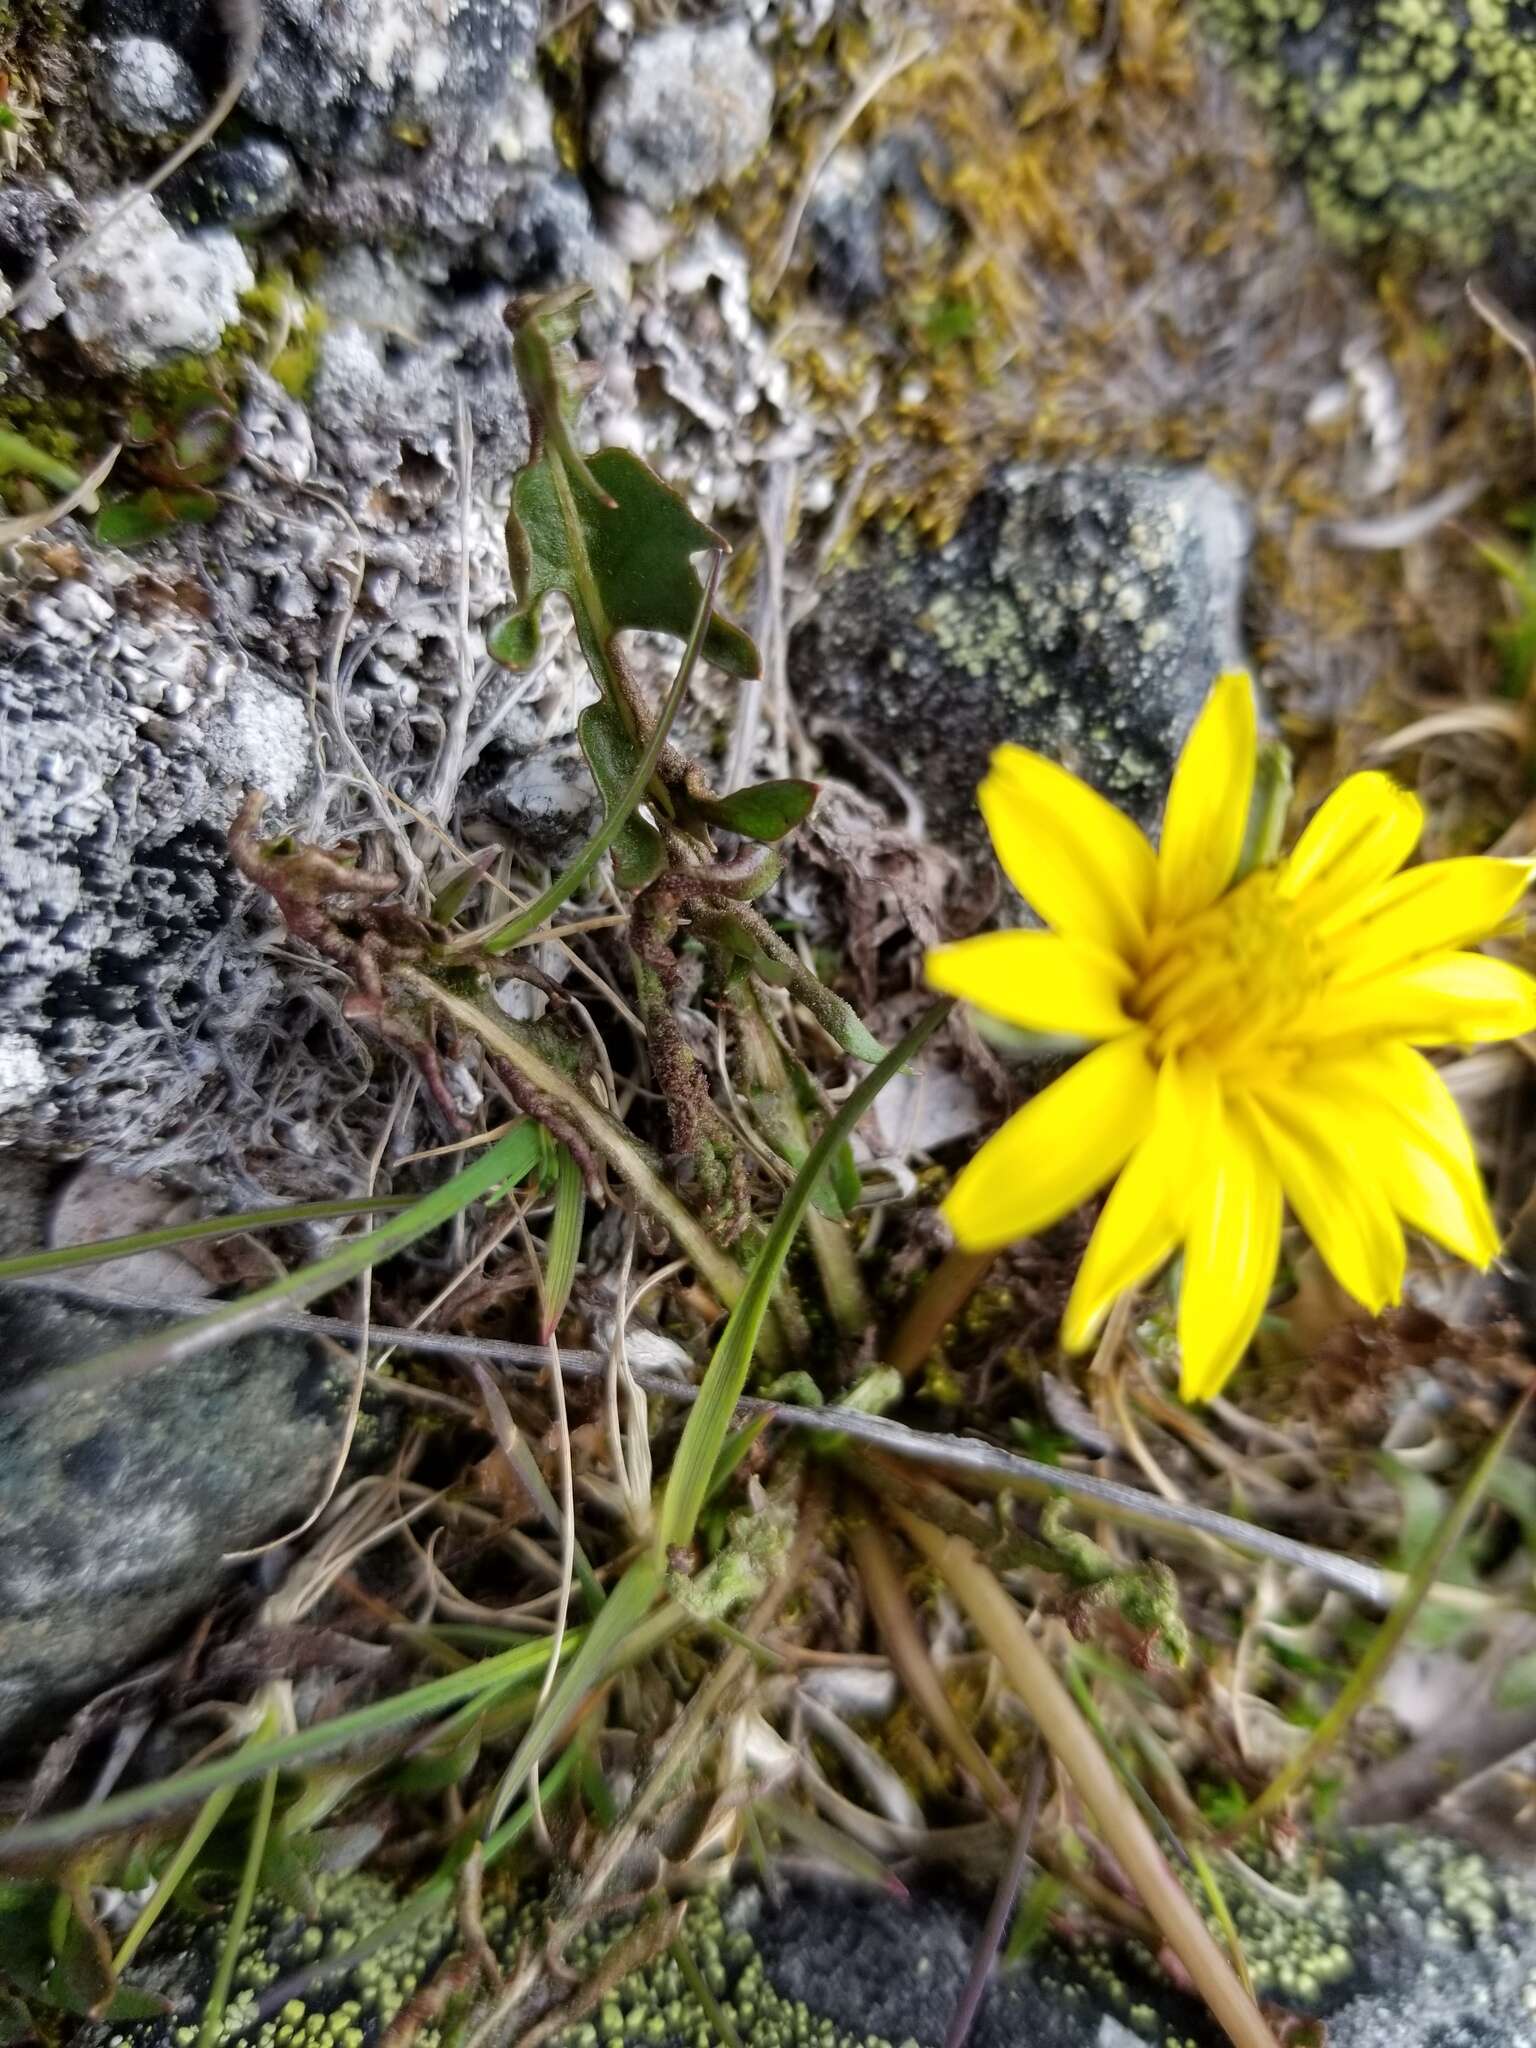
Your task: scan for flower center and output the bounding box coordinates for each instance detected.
[1129,870,1319,1077]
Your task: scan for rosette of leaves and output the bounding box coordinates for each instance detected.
[483,291,882,1222]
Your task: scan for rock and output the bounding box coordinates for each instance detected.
[805,133,952,313]
[164,137,302,231]
[94,34,202,136]
[93,0,543,170]
[0,565,311,1157]
[0,177,78,331]
[0,1284,349,1740]
[790,463,1251,853]
[590,19,775,211]
[1201,0,1536,260]
[54,192,253,372]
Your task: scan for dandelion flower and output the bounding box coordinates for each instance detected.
[925,671,1536,1403]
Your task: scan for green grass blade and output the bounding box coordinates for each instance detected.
[657,1001,950,1556]
[541,1145,585,1341]
[196,1753,278,2048]
[481,553,721,956]
[0,1196,414,1285]
[483,1555,664,1833]
[0,1627,582,1856]
[8,1124,544,1408]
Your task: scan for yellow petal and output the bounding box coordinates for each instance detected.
[1246,1089,1405,1311]
[924,930,1134,1041]
[943,1032,1157,1254]
[1061,1054,1212,1349]
[1322,857,1535,984]
[1294,1048,1499,1266]
[1278,771,1422,917]
[980,746,1156,956]
[1157,671,1257,923]
[1177,1100,1282,1403]
[1302,950,1536,1048]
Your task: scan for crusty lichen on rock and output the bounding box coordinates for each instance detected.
[1200,0,1536,257]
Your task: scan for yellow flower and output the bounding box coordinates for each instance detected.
[925,671,1536,1403]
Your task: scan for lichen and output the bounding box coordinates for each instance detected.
[1200,0,1536,259]
[95,1831,1536,2048]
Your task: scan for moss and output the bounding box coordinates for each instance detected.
[1201,0,1536,257]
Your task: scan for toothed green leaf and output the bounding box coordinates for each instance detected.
[505,447,759,680]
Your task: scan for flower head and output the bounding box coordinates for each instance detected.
[926,671,1536,1402]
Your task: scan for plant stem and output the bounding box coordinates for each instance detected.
[411,972,783,1365]
[894,1509,1279,2048]
[887,1246,995,1379]
[197,1752,279,2048]
[658,1001,950,1556]
[477,554,719,956]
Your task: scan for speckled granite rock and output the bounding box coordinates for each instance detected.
[0,1285,351,1740]
[0,575,311,1157]
[791,463,1251,852]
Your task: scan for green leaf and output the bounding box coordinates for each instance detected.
[95,487,218,547]
[657,1001,949,1556]
[0,1991,35,2043]
[101,1986,174,2022]
[503,446,759,682]
[480,554,721,954]
[579,702,666,890]
[695,778,820,844]
[486,605,542,670]
[0,1882,57,1995]
[0,430,81,493]
[43,1896,115,2016]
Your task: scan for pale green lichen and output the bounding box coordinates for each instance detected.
[1202,0,1536,257]
[97,1830,1536,2048]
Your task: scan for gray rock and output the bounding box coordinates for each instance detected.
[54,192,253,371]
[790,463,1251,852]
[91,0,542,168]
[0,568,311,1156]
[240,0,540,168]
[0,1284,349,1740]
[806,133,952,313]
[94,34,202,136]
[164,137,302,231]
[0,178,78,331]
[590,19,775,210]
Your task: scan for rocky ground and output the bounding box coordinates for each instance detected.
[7,0,1536,2043]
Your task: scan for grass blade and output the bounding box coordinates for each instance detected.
[196,1753,278,2048]
[479,553,721,956]
[483,1554,665,1833]
[541,1145,585,1341]
[0,1629,582,1857]
[7,1124,544,1408]
[0,1196,414,1285]
[657,1000,950,1556]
